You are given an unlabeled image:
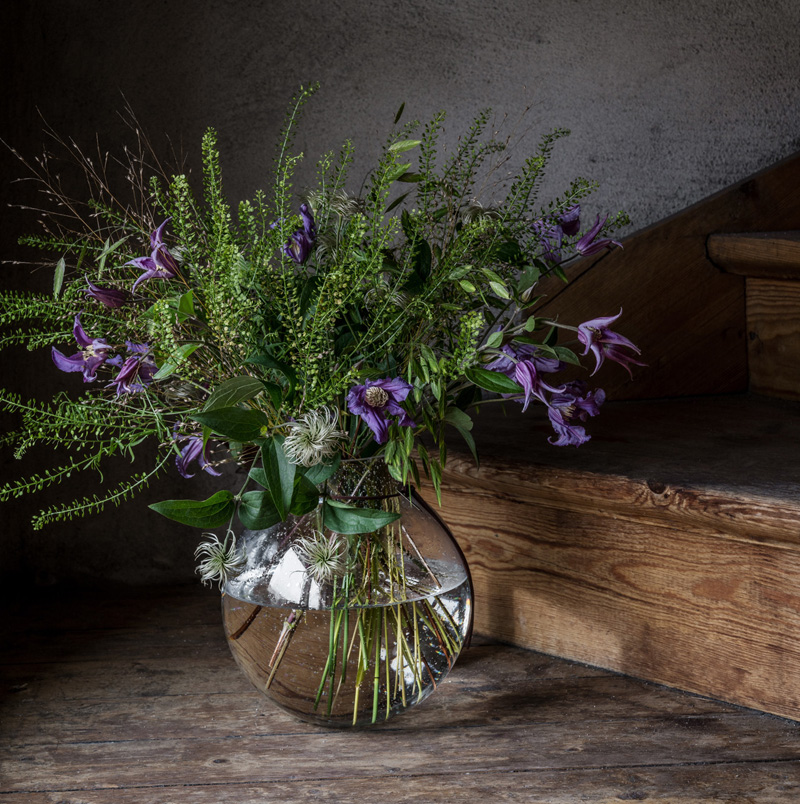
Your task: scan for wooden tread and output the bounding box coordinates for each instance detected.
[419,393,800,721]
[709,231,800,279]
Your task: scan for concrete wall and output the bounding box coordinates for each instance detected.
[2,0,799,587]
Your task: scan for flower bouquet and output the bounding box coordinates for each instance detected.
[1,85,641,726]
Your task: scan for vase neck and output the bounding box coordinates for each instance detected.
[325,457,397,502]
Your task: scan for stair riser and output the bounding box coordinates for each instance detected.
[422,479,800,722]
[748,277,800,400]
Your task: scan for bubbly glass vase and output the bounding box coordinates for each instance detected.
[222,458,473,728]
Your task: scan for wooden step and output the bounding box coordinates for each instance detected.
[419,393,800,721]
[709,231,800,400]
[709,231,800,279]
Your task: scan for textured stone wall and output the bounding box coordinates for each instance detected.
[2,0,799,586]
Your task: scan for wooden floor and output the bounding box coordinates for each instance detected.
[3,586,800,803]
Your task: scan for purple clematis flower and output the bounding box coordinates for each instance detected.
[282,203,316,265]
[577,309,645,377]
[559,205,581,237]
[175,435,222,479]
[547,380,606,447]
[532,219,563,263]
[486,343,565,412]
[84,280,130,308]
[346,377,416,444]
[51,314,113,382]
[108,342,158,395]
[125,219,180,292]
[531,205,581,263]
[575,215,623,257]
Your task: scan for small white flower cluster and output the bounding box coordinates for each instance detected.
[283,407,345,467]
[295,530,348,584]
[194,531,246,588]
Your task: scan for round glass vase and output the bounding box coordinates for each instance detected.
[222,457,473,728]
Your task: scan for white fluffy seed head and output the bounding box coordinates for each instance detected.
[283,407,346,467]
[194,531,246,589]
[294,530,348,584]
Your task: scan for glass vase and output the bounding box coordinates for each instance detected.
[221,457,473,728]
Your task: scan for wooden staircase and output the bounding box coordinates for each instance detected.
[709,230,800,401]
[420,153,800,721]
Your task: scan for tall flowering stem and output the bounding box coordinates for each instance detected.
[1,85,640,540]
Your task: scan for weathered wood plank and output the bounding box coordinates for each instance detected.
[4,713,800,793]
[438,395,800,546]
[430,480,800,721]
[4,762,800,803]
[710,231,800,279]
[4,587,800,800]
[416,395,800,720]
[747,277,800,400]
[2,672,743,747]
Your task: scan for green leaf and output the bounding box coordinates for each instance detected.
[454,425,479,466]
[238,490,282,530]
[524,315,537,332]
[191,406,269,442]
[486,331,504,349]
[177,290,195,322]
[553,345,581,366]
[322,500,401,535]
[387,162,412,183]
[490,239,524,265]
[489,280,511,300]
[53,257,65,298]
[153,344,201,381]
[303,454,341,485]
[385,191,411,214]
[396,172,421,182]
[262,381,283,410]
[290,475,320,517]
[394,102,405,124]
[419,344,437,372]
[245,351,297,398]
[388,139,422,153]
[203,376,265,411]
[465,367,523,394]
[149,491,235,529]
[517,264,541,295]
[248,467,269,488]
[261,437,295,520]
[458,279,476,293]
[444,406,473,431]
[98,236,129,271]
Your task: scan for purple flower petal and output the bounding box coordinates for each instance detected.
[559,205,581,237]
[53,315,113,382]
[127,220,179,291]
[175,435,222,479]
[346,376,415,444]
[575,214,623,257]
[547,381,606,447]
[577,310,644,377]
[85,280,130,308]
[51,348,88,374]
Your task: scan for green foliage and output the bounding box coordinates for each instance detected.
[2,86,632,532]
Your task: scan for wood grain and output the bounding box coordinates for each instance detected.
[3,587,800,801]
[747,277,800,400]
[3,763,800,804]
[709,231,800,279]
[417,394,800,720]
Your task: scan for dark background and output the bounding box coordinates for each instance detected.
[2,0,798,588]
